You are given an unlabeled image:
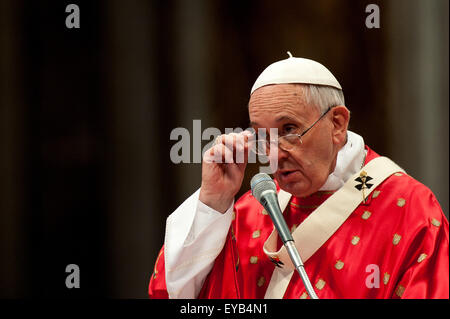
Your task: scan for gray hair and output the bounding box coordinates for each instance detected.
[302,84,346,114]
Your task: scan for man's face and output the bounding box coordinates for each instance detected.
[249,84,345,197]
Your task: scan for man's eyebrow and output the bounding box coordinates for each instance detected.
[250,115,298,127]
[275,115,298,123]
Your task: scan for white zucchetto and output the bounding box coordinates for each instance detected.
[251,52,342,95]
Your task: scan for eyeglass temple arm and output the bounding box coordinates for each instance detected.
[299,107,332,138]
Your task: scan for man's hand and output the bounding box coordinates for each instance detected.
[199,131,253,213]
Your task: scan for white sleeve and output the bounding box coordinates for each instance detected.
[164,188,234,299]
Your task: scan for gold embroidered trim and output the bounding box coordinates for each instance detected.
[383,273,390,285]
[351,236,360,245]
[361,211,372,220]
[397,198,406,207]
[315,279,326,290]
[431,218,441,227]
[231,227,236,241]
[335,260,344,270]
[257,276,265,287]
[417,253,427,263]
[392,234,402,245]
[395,285,405,297]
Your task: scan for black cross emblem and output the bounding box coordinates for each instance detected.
[354,171,373,203]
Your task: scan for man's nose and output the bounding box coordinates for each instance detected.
[275,143,290,160]
[268,144,290,173]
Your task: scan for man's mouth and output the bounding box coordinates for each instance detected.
[279,170,298,177]
[277,170,302,184]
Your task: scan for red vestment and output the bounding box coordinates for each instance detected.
[148,147,449,299]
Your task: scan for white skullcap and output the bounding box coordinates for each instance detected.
[250,52,342,95]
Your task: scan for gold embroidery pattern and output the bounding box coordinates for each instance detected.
[299,292,308,299]
[431,218,441,227]
[252,230,261,239]
[232,211,236,220]
[335,260,344,270]
[257,276,265,287]
[397,198,406,207]
[290,202,300,208]
[395,285,405,297]
[372,190,381,198]
[351,236,360,245]
[250,256,258,264]
[392,234,402,245]
[361,211,372,220]
[231,227,236,241]
[261,209,268,216]
[417,253,427,263]
[315,279,326,290]
[394,172,403,177]
[383,273,390,285]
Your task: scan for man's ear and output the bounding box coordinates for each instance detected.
[330,105,350,145]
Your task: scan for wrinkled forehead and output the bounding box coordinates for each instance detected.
[249,83,306,103]
[248,84,318,122]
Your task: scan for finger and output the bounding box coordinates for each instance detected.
[222,133,247,163]
[205,141,234,164]
[204,132,252,164]
[203,146,217,163]
[228,134,241,163]
[234,133,249,164]
[204,134,225,163]
[221,142,234,164]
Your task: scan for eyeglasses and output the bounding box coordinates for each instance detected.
[250,107,332,156]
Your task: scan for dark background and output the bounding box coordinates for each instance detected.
[0,0,448,298]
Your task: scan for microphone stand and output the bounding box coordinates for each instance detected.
[251,175,319,299]
[261,190,319,299]
[284,241,319,299]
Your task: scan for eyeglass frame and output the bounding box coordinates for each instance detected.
[251,106,333,154]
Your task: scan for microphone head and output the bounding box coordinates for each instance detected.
[250,173,277,201]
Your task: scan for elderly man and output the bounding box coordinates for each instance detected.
[148,54,449,299]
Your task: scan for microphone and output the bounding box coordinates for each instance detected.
[250,173,319,299]
[250,173,293,244]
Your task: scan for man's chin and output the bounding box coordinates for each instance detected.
[277,181,311,198]
[275,173,325,197]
